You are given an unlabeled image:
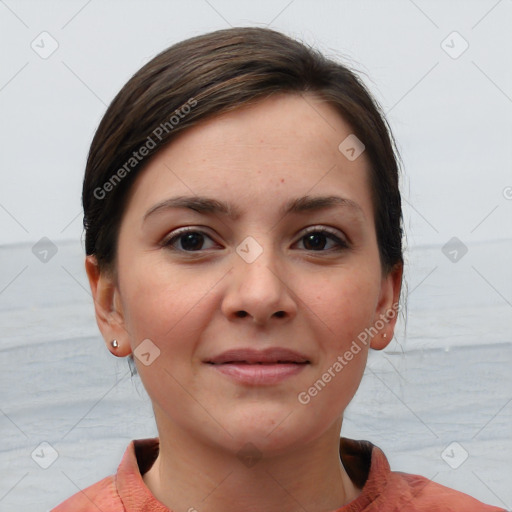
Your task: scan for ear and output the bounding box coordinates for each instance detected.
[85,255,132,357]
[370,263,403,350]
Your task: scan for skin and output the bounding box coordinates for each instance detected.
[86,93,402,512]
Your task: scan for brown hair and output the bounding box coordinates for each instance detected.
[83,26,403,277]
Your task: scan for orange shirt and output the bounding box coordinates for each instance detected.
[51,437,506,511]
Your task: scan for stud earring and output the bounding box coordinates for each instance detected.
[111,339,119,348]
[383,333,388,339]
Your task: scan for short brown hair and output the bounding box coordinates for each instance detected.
[83,26,403,276]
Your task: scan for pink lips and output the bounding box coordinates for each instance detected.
[205,348,310,386]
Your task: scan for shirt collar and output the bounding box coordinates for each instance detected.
[115,437,388,511]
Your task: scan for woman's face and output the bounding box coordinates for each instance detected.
[90,93,401,454]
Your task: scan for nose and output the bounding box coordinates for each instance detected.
[221,247,298,326]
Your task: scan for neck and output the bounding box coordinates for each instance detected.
[142,416,360,512]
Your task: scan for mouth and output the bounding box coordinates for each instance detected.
[205,347,310,365]
[205,348,310,385]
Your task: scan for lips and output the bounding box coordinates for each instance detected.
[205,348,310,386]
[205,348,310,365]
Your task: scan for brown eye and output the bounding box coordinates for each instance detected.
[178,232,206,251]
[296,228,348,252]
[303,232,329,250]
[163,229,217,252]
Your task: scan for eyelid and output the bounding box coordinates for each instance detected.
[300,225,344,238]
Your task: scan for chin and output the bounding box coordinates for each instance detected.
[220,405,317,454]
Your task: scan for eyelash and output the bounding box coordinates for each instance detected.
[161,226,349,253]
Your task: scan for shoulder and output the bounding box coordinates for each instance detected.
[340,438,506,511]
[50,437,160,511]
[50,475,124,512]
[383,471,506,511]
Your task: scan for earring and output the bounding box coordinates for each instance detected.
[111,339,119,348]
[383,333,388,339]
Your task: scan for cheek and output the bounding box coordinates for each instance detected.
[307,272,378,349]
[117,255,233,367]
[117,255,204,344]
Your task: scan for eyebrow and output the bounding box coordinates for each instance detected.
[143,194,365,223]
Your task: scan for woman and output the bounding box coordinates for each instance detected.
[52,27,505,511]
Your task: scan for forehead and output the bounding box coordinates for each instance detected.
[123,93,374,221]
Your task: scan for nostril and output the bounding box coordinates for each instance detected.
[234,310,286,319]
